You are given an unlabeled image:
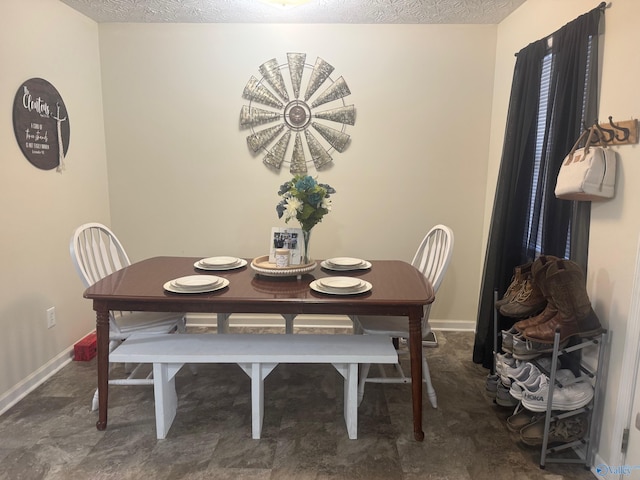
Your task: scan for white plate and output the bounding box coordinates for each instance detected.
[327,257,365,267]
[164,277,229,294]
[318,276,363,291]
[172,275,222,290]
[195,258,247,271]
[321,260,372,271]
[199,256,241,267]
[319,282,365,294]
[310,279,372,295]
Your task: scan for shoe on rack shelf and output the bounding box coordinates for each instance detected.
[496,381,519,407]
[522,260,604,344]
[485,374,499,398]
[501,356,552,386]
[499,276,547,319]
[499,359,531,386]
[519,413,589,446]
[510,368,574,401]
[496,352,517,375]
[495,262,532,309]
[513,255,560,333]
[521,375,593,412]
[512,335,568,360]
[501,327,519,353]
[506,408,543,433]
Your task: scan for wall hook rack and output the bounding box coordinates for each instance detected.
[590,117,638,146]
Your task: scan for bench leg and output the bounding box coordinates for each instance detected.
[238,362,277,439]
[282,314,296,335]
[217,313,231,334]
[358,363,371,406]
[152,363,183,440]
[333,363,358,439]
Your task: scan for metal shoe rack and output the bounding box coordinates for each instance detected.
[536,329,607,469]
[492,290,608,470]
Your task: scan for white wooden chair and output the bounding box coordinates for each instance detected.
[70,222,189,411]
[352,224,454,408]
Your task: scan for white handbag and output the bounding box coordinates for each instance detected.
[555,127,617,201]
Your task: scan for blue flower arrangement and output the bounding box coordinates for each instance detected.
[276,175,336,233]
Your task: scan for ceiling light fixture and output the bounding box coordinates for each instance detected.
[260,0,312,8]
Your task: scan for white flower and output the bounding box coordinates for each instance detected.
[284,197,302,221]
[321,197,332,211]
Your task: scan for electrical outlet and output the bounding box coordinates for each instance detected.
[46,307,56,328]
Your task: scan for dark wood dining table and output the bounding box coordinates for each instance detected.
[83,256,435,441]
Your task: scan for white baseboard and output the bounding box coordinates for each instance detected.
[430,319,476,332]
[186,313,476,332]
[0,347,74,417]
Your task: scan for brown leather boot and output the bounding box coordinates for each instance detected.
[514,255,560,333]
[495,262,532,309]
[523,259,603,344]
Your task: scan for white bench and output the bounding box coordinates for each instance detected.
[109,333,397,440]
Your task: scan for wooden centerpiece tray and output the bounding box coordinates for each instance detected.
[250,255,317,278]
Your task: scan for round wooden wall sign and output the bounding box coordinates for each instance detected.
[12,78,70,171]
[240,53,356,174]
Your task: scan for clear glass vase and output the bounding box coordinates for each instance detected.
[302,229,312,264]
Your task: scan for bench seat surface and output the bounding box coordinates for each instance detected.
[110,333,398,364]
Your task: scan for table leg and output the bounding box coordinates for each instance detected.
[408,307,424,441]
[96,306,110,430]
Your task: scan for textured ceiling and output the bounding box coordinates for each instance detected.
[59,0,527,24]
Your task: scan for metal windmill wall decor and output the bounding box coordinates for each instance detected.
[240,53,356,174]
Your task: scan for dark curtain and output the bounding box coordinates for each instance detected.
[473,6,604,370]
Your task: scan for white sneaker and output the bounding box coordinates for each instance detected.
[506,362,537,387]
[510,368,574,401]
[500,357,554,389]
[501,356,551,386]
[521,374,593,412]
[508,365,541,400]
[501,327,519,353]
[513,336,570,360]
[499,359,529,386]
[496,352,516,369]
[496,352,518,379]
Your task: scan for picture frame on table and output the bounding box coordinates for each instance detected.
[269,227,303,265]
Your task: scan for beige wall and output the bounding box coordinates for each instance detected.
[488,0,640,467]
[0,0,110,406]
[98,23,496,325]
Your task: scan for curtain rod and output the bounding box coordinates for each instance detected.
[514,2,610,57]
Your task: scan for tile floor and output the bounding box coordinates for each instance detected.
[0,328,596,479]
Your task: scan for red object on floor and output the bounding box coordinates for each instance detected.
[74,332,97,361]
